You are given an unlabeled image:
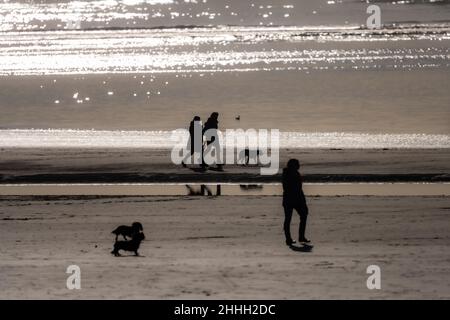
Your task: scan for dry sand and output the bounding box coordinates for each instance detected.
[0,194,449,299]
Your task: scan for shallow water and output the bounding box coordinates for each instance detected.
[0,1,449,135]
[1,0,449,32]
[1,26,449,75]
[0,129,448,148]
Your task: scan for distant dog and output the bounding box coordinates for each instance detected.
[111,222,143,241]
[111,232,145,256]
[238,148,261,166]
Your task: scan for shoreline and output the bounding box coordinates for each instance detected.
[0,182,449,197]
[1,147,449,183]
[1,173,449,184]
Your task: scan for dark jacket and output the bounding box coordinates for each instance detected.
[189,120,196,138]
[203,118,218,143]
[203,118,218,132]
[282,168,306,207]
[188,120,203,153]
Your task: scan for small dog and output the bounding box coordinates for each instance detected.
[111,232,145,256]
[111,222,143,241]
[238,148,261,166]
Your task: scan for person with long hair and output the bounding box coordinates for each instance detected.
[282,159,310,246]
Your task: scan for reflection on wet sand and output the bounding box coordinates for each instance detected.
[0,183,448,196]
[186,184,221,196]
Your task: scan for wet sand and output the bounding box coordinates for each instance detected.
[1,148,449,183]
[0,195,448,299]
[0,183,449,197]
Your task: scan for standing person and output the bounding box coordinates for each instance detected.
[182,116,203,167]
[282,159,310,246]
[202,112,223,170]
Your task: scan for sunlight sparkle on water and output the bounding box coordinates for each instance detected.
[0,26,448,75]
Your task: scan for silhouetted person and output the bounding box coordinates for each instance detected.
[203,112,223,170]
[282,159,310,246]
[182,116,203,167]
[203,112,218,143]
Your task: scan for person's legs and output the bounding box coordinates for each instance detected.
[283,205,294,244]
[201,140,211,168]
[245,149,250,166]
[295,203,309,241]
[182,139,193,167]
[299,213,308,241]
[191,136,204,166]
[204,138,223,170]
[182,153,190,167]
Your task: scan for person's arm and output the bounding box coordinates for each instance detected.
[297,172,304,194]
[281,170,288,191]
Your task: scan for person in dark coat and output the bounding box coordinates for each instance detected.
[203,112,219,143]
[282,159,310,246]
[182,116,202,167]
[202,112,222,170]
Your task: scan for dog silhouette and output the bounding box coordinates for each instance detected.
[111,232,145,257]
[111,222,143,241]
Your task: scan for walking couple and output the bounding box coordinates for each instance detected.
[181,112,223,171]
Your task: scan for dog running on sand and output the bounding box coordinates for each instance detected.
[111,222,143,241]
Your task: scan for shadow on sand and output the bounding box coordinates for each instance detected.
[189,167,207,173]
[289,244,314,252]
[113,254,146,258]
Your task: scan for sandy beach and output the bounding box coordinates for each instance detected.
[1,0,449,304]
[0,194,448,299]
